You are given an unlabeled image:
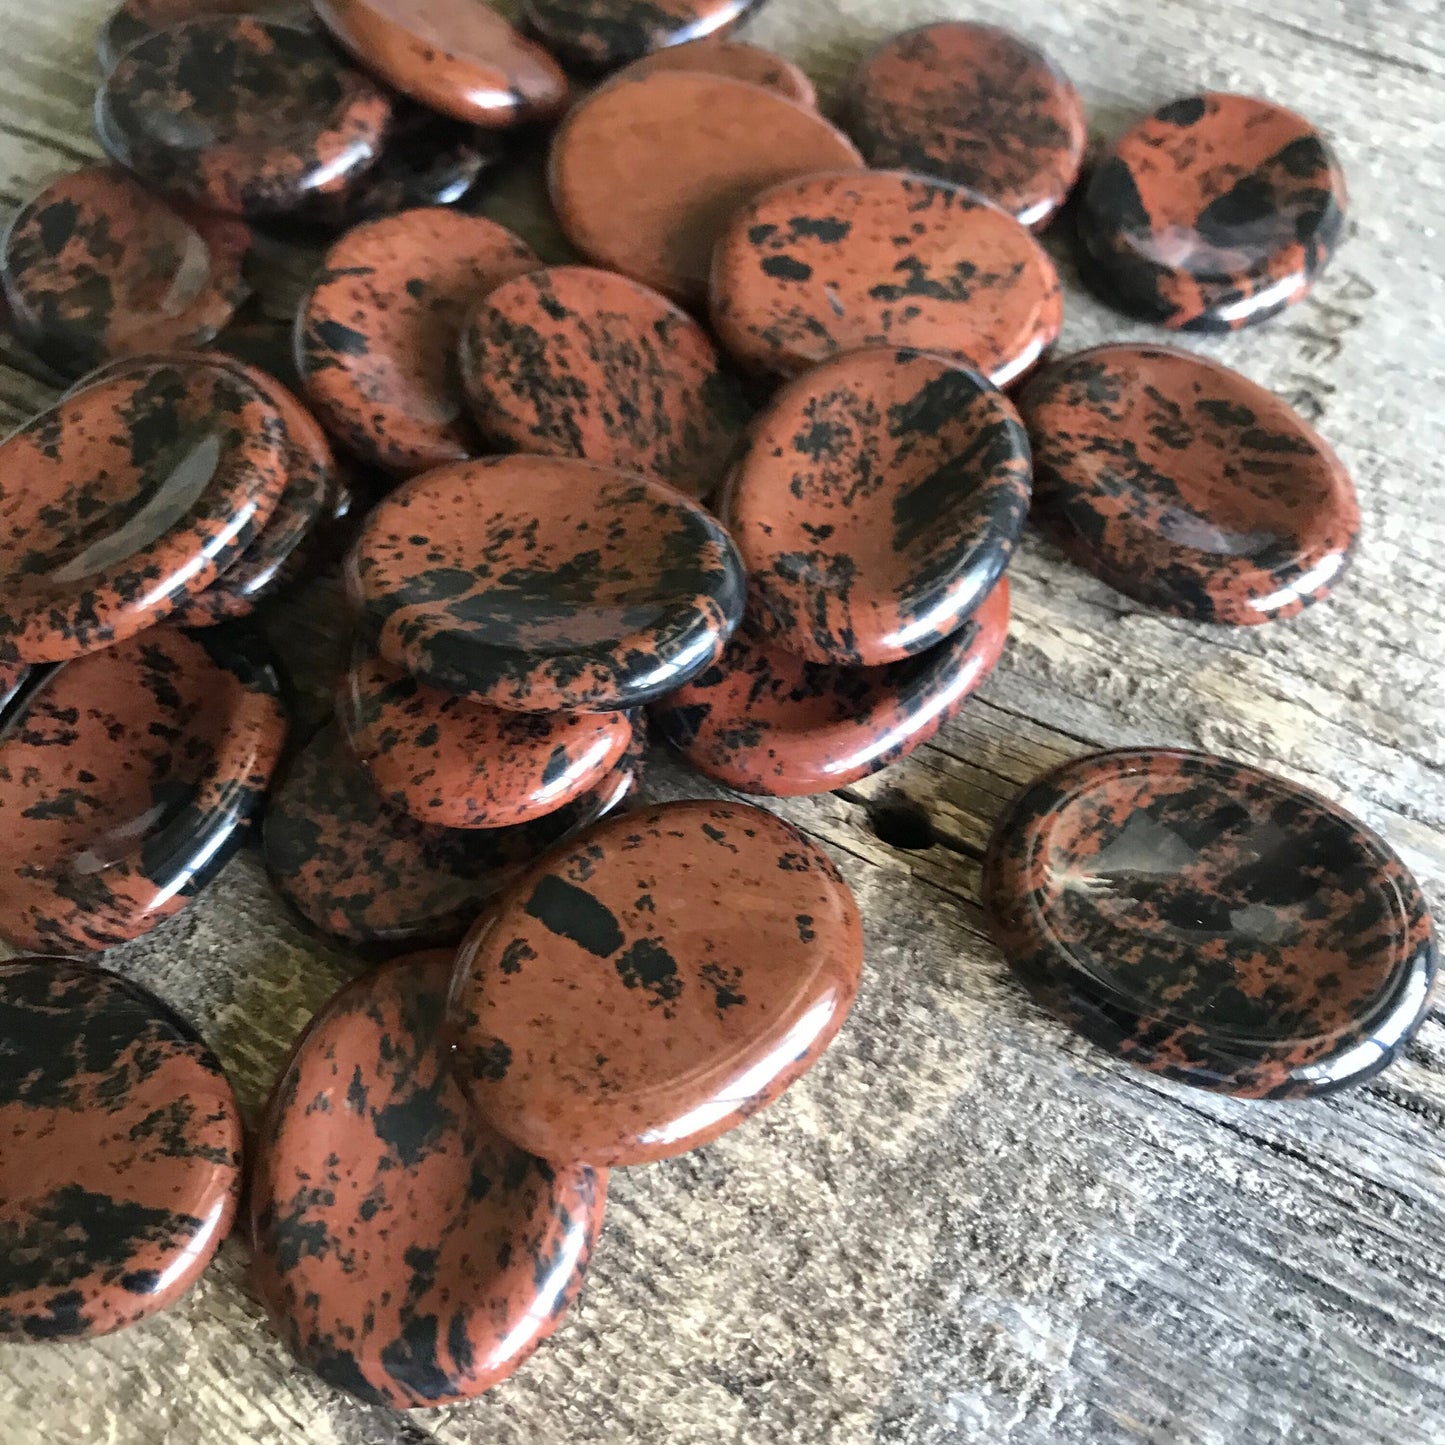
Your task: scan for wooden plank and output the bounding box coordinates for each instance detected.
[2,1,1444,1443]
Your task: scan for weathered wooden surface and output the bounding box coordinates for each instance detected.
[2,1,1445,1442]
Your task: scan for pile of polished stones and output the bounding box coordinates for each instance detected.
[0,0,1401,1415]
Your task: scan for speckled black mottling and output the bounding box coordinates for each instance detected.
[521,0,763,73]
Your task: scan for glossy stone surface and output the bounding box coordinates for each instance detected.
[0,360,289,664]
[982,748,1438,1098]
[0,959,242,1340]
[250,951,605,1407]
[1077,93,1348,331]
[723,347,1030,666]
[711,168,1062,384]
[449,800,863,1165]
[615,36,815,106]
[0,662,27,718]
[97,16,394,217]
[263,720,643,950]
[1018,344,1359,624]
[340,646,635,829]
[843,22,1085,229]
[297,208,538,475]
[313,0,568,128]
[654,577,1009,795]
[521,0,762,73]
[1,166,251,376]
[0,629,286,954]
[346,455,746,711]
[460,264,751,499]
[98,0,310,74]
[550,69,862,306]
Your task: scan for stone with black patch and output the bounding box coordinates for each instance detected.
[722,347,1030,666]
[982,748,1437,1097]
[1017,344,1359,624]
[249,950,605,1407]
[345,454,746,712]
[0,958,242,1340]
[97,0,312,75]
[448,799,864,1165]
[520,0,764,74]
[1076,92,1348,330]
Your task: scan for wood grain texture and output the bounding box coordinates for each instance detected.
[2,2,1444,1442]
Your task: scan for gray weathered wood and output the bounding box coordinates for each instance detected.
[2,1,1444,1442]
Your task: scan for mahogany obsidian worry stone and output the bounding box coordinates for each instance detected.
[0,628,286,954]
[982,748,1438,1098]
[521,0,762,74]
[653,577,1009,796]
[1,166,252,377]
[1017,344,1359,624]
[0,662,27,718]
[448,799,864,1165]
[549,69,862,306]
[0,959,243,1341]
[249,950,606,1407]
[843,22,1086,230]
[346,454,746,711]
[339,645,635,830]
[710,168,1062,385]
[0,360,290,665]
[459,264,752,500]
[312,0,569,128]
[98,0,311,75]
[262,720,643,950]
[615,36,815,106]
[722,347,1031,667]
[97,16,394,218]
[1077,92,1348,331]
[296,208,538,475]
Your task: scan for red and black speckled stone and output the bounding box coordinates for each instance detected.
[0,628,287,954]
[1,166,252,377]
[97,0,311,74]
[0,662,30,718]
[459,265,751,500]
[339,645,635,830]
[346,455,746,712]
[614,36,815,106]
[0,360,291,664]
[0,959,242,1341]
[262,719,644,951]
[250,950,605,1407]
[843,22,1085,230]
[722,347,1031,666]
[710,168,1062,385]
[1077,93,1348,331]
[1017,344,1359,624]
[449,800,863,1165]
[653,577,1009,796]
[521,0,763,73]
[297,209,538,476]
[982,748,1438,1098]
[97,16,394,218]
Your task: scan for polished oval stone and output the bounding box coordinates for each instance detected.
[982,748,1438,1098]
[0,959,242,1340]
[98,0,310,74]
[449,799,863,1165]
[1077,93,1348,331]
[339,645,635,829]
[459,264,751,499]
[313,0,568,128]
[0,360,290,664]
[250,950,605,1407]
[711,168,1062,384]
[263,720,643,949]
[97,17,394,218]
[1,166,252,376]
[550,69,863,306]
[615,36,815,106]
[723,347,1030,666]
[1017,344,1359,624]
[522,0,761,73]
[0,628,286,954]
[654,577,1009,795]
[843,22,1085,230]
[346,455,746,711]
[297,208,538,475]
